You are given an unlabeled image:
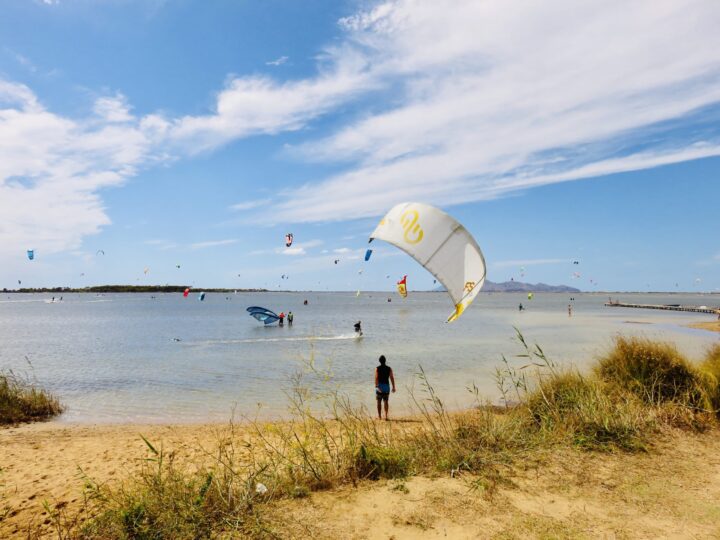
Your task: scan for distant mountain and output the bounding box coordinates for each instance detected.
[434,280,580,293]
[482,280,580,293]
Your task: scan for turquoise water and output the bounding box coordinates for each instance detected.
[0,291,718,423]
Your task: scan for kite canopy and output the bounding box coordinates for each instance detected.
[370,202,486,322]
[246,306,280,325]
[364,249,373,262]
[397,275,408,298]
[527,292,534,300]
[285,233,293,247]
[183,288,190,297]
[27,250,34,261]
[198,292,206,301]
[96,250,105,256]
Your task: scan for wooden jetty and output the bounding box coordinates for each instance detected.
[605,301,719,314]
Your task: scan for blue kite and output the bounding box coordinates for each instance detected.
[246,306,280,325]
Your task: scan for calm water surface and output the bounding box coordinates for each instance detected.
[1,292,718,423]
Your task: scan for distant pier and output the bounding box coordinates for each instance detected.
[605,301,720,314]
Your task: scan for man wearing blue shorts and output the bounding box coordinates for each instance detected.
[375,355,396,420]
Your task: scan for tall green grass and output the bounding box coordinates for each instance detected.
[46,333,720,538]
[0,370,63,424]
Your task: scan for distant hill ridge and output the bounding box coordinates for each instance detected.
[435,280,580,293]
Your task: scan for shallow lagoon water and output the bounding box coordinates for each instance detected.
[1,291,718,423]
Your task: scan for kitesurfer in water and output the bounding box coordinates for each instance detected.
[354,321,362,336]
[303,299,308,305]
[287,311,294,326]
[375,355,396,421]
[518,303,524,312]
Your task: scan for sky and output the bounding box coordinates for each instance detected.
[1,0,719,292]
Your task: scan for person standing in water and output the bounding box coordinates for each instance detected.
[375,355,396,421]
[568,304,573,317]
[354,321,362,336]
[278,312,285,326]
[287,311,294,326]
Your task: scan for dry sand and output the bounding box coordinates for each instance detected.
[3,421,720,539]
[1,422,223,537]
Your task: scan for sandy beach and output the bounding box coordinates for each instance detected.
[1,422,224,537]
[3,419,720,539]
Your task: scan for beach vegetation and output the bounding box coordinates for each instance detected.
[42,333,720,538]
[0,370,63,425]
[595,336,716,414]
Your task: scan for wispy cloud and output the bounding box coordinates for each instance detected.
[493,259,571,268]
[270,0,720,222]
[278,239,323,256]
[3,0,720,259]
[144,239,177,250]
[249,239,324,257]
[230,198,271,211]
[265,56,289,66]
[190,239,238,249]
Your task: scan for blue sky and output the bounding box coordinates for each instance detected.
[1,0,719,292]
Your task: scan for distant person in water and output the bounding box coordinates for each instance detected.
[287,311,294,326]
[354,321,362,336]
[518,303,524,311]
[303,299,308,305]
[568,304,572,317]
[278,312,285,326]
[375,355,396,420]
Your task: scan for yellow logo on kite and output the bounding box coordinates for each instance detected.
[464,281,475,293]
[400,209,424,244]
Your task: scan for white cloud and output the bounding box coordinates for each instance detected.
[0,81,157,256]
[333,247,352,254]
[266,56,289,67]
[277,239,323,256]
[144,239,177,250]
[272,0,720,222]
[190,239,238,249]
[230,198,271,211]
[168,48,375,152]
[4,0,720,263]
[281,247,306,256]
[93,94,133,123]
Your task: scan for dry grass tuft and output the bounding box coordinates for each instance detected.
[596,336,715,414]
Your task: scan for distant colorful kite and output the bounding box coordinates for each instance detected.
[27,250,34,261]
[397,275,408,298]
[364,249,373,262]
[183,288,190,298]
[285,233,293,247]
